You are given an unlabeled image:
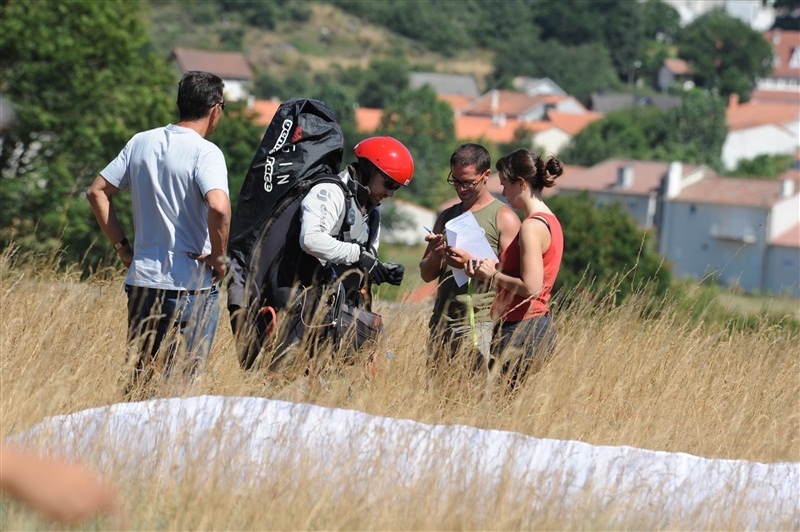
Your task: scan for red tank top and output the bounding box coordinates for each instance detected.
[491,212,563,322]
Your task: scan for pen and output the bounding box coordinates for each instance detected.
[423,226,434,234]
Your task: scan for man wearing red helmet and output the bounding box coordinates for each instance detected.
[299,136,414,304]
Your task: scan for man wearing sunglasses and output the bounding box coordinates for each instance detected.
[299,136,413,303]
[86,71,230,396]
[419,143,520,375]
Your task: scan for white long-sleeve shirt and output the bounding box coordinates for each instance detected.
[299,169,378,266]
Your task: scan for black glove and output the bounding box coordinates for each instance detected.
[358,249,390,285]
[384,262,405,286]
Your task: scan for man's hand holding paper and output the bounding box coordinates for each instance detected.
[444,210,499,287]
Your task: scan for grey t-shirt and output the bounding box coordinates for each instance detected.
[101,124,228,290]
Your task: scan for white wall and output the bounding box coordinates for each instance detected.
[660,201,769,291]
[531,129,571,156]
[764,245,800,297]
[721,125,799,170]
[223,79,249,102]
[591,192,657,229]
[770,194,800,240]
[379,199,437,246]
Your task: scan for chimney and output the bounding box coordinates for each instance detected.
[665,161,683,198]
[781,178,796,198]
[247,94,255,109]
[492,113,506,128]
[490,90,499,112]
[728,93,739,109]
[617,165,634,189]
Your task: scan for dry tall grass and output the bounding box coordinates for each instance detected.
[1,247,798,530]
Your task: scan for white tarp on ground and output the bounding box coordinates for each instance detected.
[9,395,800,529]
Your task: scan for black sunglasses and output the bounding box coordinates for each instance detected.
[382,174,401,191]
[213,100,226,111]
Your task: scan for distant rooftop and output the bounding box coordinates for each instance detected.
[409,72,480,98]
[173,47,254,81]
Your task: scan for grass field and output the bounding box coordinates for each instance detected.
[1,247,798,529]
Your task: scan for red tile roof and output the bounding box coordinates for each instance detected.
[462,90,555,118]
[771,223,800,248]
[250,99,281,127]
[439,94,474,114]
[546,110,604,136]
[173,47,254,80]
[726,100,800,131]
[454,115,526,143]
[763,30,800,78]
[664,58,692,75]
[750,89,800,106]
[675,176,792,207]
[559,159,703,195]
[355,107,382,132]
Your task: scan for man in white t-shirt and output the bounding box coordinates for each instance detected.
[86,71,231,395]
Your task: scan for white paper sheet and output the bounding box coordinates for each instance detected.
[444,210,499,287]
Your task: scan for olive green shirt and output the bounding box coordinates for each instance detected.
[429,199,505,330]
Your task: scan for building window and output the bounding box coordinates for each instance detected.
[690,204,696,214]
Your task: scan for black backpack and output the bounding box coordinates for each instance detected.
[227,98,349,369]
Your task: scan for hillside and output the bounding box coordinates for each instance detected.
[143,1,496,90]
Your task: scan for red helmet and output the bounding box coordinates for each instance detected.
[354,136,414,187]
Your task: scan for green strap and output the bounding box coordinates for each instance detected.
[466,279,479,348]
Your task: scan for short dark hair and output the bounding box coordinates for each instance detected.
[450,143,491,174]
[176,71,224,121]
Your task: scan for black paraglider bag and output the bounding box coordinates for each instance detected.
[226,98,346,369]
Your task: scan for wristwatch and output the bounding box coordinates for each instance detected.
[113,237,129,250]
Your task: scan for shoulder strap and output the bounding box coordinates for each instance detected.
[532,215,551,234]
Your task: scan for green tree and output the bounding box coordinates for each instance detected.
[548,193,671,303]
[658,92,727,167]
[307,75,360,156]
[356,57,410,109]
[493,36,620,104]
[560,93,727,168]
[531,0,644,81]
[678,9,773,102]
[772,0,800,31]
[559,107,665,166]
[211,103,264,207]
[0,0,175,267]
[724,153,796,179]
[641,0,682,43]
[378,86,455,209]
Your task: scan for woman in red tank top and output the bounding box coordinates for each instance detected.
[464,149,565,389]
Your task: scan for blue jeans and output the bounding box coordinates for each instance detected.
[124,284,219,391]
[491,315,555,388]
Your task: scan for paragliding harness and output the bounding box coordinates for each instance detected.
[226,98,384,370]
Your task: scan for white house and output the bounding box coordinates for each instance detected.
[721,95,800,170]
[511,76,567,97]
[554,158,706,229]
[659,173,800,296]
[379,199,437,246]
[554,158,800,296]
[755,30,800,100]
